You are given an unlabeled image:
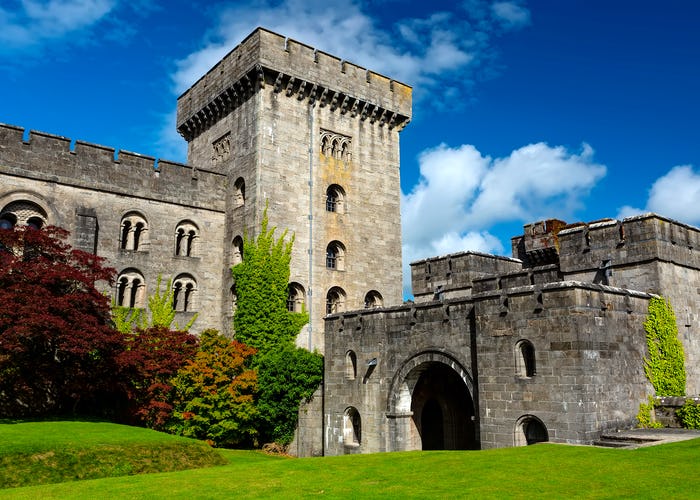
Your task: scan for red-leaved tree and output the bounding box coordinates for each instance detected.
[118,326,199,429]
[0,226,123,417]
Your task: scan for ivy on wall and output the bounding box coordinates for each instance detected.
[643,297,686,397]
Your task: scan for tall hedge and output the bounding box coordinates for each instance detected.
[643,297,686,396]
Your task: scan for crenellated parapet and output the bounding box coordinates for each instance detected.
[0,123,226,211]
[176,27,412,141]
[411,251,522,303]
[557,213,700,281]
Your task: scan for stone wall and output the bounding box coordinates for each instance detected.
[474,281,652,447]
[0,124,228,333]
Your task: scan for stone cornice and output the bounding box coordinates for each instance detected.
[177,64,411,142]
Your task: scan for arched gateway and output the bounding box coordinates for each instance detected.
[386,351,479,451]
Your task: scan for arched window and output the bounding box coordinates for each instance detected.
[0,201,47,230]
[234,177,245,207]
[343,407,361,447]
[326,286,346,315]
[516,339,536,378]
[0,213,16,230]
[119,212,148,251]
[287,282,306,312]
[326,241,346,271]
[345,351,357,380]
[364,290,383,309]
[232,235,244,265]
[115,269,146,308]
[326,185,346,213]
[172,274,197,312]
[515,415,549,446]
[175,221,199,257]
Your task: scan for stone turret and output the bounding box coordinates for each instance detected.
[178,27,412,350]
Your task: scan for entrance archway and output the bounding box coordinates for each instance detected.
[387,351,478,451]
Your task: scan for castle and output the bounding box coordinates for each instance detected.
[1,28,698,456]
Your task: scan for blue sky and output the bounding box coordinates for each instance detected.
[2,0,699,295]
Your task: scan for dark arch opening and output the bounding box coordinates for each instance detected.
[410,362,477,450]
[521,417,549,445]
[421,399,444,450]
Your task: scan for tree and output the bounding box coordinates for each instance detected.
[231,207,308,351]
[111,275,197,333]
[168,329,258,447]
[255,344,323,445]
[231,206,323,446]
[119,326,199,429]
[0,226,123,417]
[643,297,686,396]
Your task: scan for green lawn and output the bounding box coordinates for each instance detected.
[2,421,699,499]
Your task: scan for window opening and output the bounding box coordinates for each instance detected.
[234,178,245,207]
[325,241,345,270]
[516,340,536,378]
[364,290,383,308]
[345,351,357,380]
[326,287,346,314]
[343,407,362,446]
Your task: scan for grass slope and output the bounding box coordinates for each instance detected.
[0,421,226,489]
[2,421,699,498]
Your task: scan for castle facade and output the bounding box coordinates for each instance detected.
[2,28,698,457]
[0,28,410,351]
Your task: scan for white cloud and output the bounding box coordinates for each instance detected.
[0,0,117,51]
[401,141,606,296]
[492,1,531,29]
[621,165,700,225]
[170,0,530,102]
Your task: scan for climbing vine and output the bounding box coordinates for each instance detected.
[643,297,686,396]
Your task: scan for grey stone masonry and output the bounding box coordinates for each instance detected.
[179,27,411,350]
[324,213,700,455]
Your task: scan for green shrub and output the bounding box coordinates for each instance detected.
[677,400,700,429]
[636,395,662,429]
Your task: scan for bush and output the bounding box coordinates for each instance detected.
[119,326,198,429]
[255,345,323,445]
[677,400,700,429]
[168,330,258,447]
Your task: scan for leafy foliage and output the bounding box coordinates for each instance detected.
[677,399,700,429]
[231,207,308,351]
[111,304,143,334]
[636,395,662,429]
[111,275,197,334]
[255,344,324,445]
[119,326,198,429]
[231,206,323,445]
[0,226,124,417]
[643,297,686,396]
[168,329,259,447]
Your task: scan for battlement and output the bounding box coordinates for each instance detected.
[176,27,412,141]
[557,213,700,276]
[0,123,226,211]
[410,251,522,303]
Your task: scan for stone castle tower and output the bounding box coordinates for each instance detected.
[176,28,412,349]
